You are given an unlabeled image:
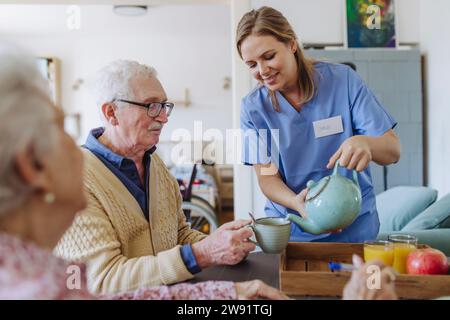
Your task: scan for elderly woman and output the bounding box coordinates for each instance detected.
[0,44,287,300]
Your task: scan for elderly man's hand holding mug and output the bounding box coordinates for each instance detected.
[191,220,256,267]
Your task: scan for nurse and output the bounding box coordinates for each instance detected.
[236,6,401,242]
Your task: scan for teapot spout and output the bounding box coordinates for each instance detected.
[286,213,323,235]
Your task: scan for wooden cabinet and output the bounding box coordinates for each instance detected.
[215,165,234,210]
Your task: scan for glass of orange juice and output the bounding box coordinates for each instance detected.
[363,240,394,266]
[388,234,418,274]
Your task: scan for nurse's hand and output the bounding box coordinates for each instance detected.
[327,136,372,172]
[292,188,308,218]
[293,189,343,233]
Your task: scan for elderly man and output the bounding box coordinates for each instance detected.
[55,60,255,294]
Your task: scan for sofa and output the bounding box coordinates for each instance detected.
[375,186,450,256]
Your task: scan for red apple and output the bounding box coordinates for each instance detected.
[406,248,449,275]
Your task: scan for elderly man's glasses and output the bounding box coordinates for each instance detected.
[113,99,174,117]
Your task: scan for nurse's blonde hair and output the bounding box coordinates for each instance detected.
[236,6,316,112]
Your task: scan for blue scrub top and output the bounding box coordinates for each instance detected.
[241,62,397,243]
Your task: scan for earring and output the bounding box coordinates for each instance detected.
[44,192,56,204]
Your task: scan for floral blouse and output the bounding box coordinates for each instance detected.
[0,233,236,300]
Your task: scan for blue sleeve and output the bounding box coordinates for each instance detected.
[347,68,397,136]
[240,100,272,166]
[180,244,201,274]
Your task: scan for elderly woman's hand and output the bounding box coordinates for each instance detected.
[235,280,290,300]
[343,255,397,300]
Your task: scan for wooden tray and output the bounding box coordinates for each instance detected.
[279,242,450,299]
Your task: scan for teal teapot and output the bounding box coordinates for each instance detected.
[286,161,362,235]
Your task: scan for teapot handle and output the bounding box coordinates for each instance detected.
[333,160,360,188]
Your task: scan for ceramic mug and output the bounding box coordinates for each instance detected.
[247,217,291,254]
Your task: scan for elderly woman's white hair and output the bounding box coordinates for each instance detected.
[0,43,58,216]
[93,60,157,108]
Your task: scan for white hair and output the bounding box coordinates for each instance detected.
[93,60,157,107]
[0,42,58,216]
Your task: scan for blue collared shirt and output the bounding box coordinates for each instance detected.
[241,62,397,242]
[84,127,201,274]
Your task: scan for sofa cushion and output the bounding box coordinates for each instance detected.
[440,216,450,229]
[402,193,450,231]
[376,186,438,233]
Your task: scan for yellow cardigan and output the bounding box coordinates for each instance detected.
[55,149,207,294]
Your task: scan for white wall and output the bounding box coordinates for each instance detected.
[252,0,420,45]
[419,0,450,197]
[230,0,255,220]
[0,4,232,145]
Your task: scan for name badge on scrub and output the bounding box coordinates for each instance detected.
[313,116,344,138]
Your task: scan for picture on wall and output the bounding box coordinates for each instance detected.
[345,0,397,48]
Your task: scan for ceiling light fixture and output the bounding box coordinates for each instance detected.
[113,5,148,17]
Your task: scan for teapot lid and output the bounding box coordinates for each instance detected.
[306,176,330,201]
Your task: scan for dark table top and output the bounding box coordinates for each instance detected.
[191,252,280,288]
[191,252,340,300]
[191,250,450,300]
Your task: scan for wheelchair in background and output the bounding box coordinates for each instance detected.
[177,160,219,234]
